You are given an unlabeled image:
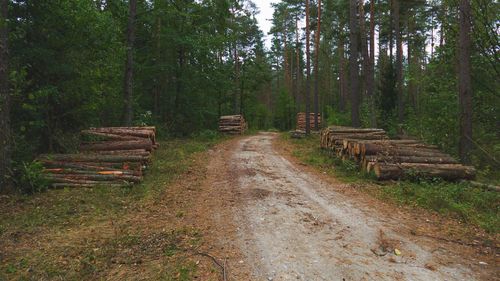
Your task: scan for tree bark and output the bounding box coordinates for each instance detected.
[123,0,137,126]
[349,0,361,127]
[458,0,473,164]
[0,0,9,190]
[80,139,153,152]
[359,1,375,127]
[394,0,404,124]
[369,0,376,127]
[313,0,322,131]
[374,163,476,181]
[295,15,301,113]
[305,0,311,134]
[338,36,347,112]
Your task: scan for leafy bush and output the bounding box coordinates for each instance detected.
[16,161,50,194]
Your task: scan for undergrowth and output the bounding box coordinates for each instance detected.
[283,133,499,234]
[0,134,225,280]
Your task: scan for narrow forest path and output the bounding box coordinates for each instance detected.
[197,132,495,281]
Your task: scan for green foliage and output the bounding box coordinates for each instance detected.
[325,105,351,127]
[284,133,499,233]
[381,180,499,233]
[16,161,49,194]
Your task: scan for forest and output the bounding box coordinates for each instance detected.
[0,0,498,190]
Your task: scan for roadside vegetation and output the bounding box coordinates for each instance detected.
[0,132,224,280]
[282,133,499,234]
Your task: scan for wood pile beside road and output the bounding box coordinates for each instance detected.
[39,126,158,188]
[320,126,475,181]
[218,115,247,135]
[297,112,322,131]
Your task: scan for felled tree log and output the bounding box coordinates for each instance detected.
[373,163,476,180]
[45,173,142,183]
[362,145,448,158]
[52,183,128,188]
[81,130,141,141]
[80,139,153,152]
[98,149,151,156]
[39,154,148,163]
[362,155,458,166]
[44,168,142,177]
[322,127,384,134]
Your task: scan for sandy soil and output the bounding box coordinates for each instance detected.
[197,132,498,281]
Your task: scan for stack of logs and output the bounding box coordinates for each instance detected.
[320,126,476,181]
[297,112,322,131]
[39,127,158,188]
[218,115,247,135]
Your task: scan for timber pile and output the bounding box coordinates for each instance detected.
[320,126,476,181]
[297,112,322,131]
[39,127,158,188]
[218,115,247,135]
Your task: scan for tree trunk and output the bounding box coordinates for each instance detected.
[349,0,361,127]
[339,36,347,112]
[314,0,322,131]
[305,0,311,134]
[369,0,376,127]
[394,0,404,124]
[359,1,375,127]
[295,16,301,113]
[123,0,137,126]
[458,0,473,164]
[0,0,9,190]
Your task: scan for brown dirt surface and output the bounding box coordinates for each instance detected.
[1,132,498,280]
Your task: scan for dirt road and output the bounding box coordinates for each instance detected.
[201,132,492,281]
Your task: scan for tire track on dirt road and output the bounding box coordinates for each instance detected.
[222,132,479,281]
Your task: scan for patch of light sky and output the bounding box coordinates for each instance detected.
[253,0,439,59]
[254,0,277,49]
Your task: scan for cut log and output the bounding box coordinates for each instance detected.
[43,168,141,177]
[81,130,141,141]
[45,173,142,183]
[362,145,449,158]
[80,139,153,152]
[97,149,151,156]
[373,163,476,180]
[362,155,458,166]
[51,183,128,188]
[39,154,148,163]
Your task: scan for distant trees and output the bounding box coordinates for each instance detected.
[0,0,9,190]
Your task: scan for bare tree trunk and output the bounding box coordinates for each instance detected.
[459,0,473,164]
[369,0,376,127]
[394,0,404,124]
[123,0,137,126]
[305,0,311,134]
[0,0,10,190]
[295,16,301,113]
[314,0,322,130]
[389,0,393,62]
[349,0,361,127]
[283,11,290,92]
[339,36,347,112]
[153,13,161,119]
[233,43,240,114]
[359,1,375,127]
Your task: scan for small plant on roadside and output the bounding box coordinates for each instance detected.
[16,161,49,194]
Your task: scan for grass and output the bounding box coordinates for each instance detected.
[282,133,500,234]
[0,134,226,280]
